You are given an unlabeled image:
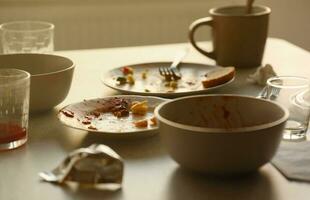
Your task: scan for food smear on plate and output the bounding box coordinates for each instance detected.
[60,97,158,132]
[110,64,235,94]
[90,97,131,118]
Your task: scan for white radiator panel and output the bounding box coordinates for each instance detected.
[0,0,251,50]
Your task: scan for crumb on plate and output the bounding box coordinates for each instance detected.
[142,71,147,79]
[150,116,157,126]
[133,119,148,128]
[130,100,148,115]
[127,74,135,85]
[116,76,127,85]
[88,125,97,130]
[121,66,134,75]
[169,81,178,89]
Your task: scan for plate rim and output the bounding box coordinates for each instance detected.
[101,61,234,97]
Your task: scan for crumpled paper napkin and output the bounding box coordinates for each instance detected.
[247,64,277,86]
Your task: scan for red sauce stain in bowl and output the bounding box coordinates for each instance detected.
[222,106,230,120]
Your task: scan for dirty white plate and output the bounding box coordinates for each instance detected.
[58,95,167,138]
[102,62,234,98]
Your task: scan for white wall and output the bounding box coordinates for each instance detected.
[0,0,309,51]
[260,0,310,51]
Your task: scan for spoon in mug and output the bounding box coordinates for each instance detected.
[246,0,255,14]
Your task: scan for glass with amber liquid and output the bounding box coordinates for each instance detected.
[0,69,30,150]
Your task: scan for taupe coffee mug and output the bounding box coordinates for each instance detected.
[189,5,271,68]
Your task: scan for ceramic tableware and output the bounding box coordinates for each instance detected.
[155,94,289,175]
[102,62,234,98]
[0,54,74,112]
[189,5,270,68]
[58,95,167,139]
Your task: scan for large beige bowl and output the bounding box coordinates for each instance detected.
[155,95,289,175]
[0,54,74,112]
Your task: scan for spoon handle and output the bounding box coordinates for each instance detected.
[246,0,255,14]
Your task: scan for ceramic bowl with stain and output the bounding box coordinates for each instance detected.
[155,95,289,175]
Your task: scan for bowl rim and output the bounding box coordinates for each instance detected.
[0,53,75,77]
[154,94,289,133]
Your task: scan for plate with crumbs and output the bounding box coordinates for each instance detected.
[58,95,167,138]
[102,62,235,98]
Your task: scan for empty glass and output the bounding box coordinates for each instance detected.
[0,69,30,150]
[0,21,54,54]
[266,76,310,141]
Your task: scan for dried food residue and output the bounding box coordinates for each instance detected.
[60,110,74,118]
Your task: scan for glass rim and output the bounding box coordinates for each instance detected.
[295,89,310,108]
[267,76,310,89]
[0,68,30,87]
[0,21,54,33]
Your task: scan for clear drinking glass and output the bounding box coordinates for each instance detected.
[0,69,30,150]
[0,21,54,54]
[266,76,310,141]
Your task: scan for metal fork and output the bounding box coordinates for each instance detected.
[257,86,268,99]
[269,87,281,100]
[159,49,188,81]
[257,86,281,100]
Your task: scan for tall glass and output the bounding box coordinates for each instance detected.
[266,76,310,141]
[0,21,54,54]
[0,69,30,150]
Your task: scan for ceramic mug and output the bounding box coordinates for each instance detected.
[189,5,271,68]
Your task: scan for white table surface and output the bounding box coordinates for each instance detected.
[1,38,310,200]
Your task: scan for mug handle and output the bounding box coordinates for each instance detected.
[189,17,216,59]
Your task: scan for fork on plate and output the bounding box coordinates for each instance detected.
[159,49,188,81]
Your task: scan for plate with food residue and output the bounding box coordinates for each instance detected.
[102,62,235,98]
[58,95,167,138]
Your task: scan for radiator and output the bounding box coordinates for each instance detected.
[0,0,243,50]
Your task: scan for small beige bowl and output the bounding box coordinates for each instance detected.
[155,95,289,175]
[0,54,74,112]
